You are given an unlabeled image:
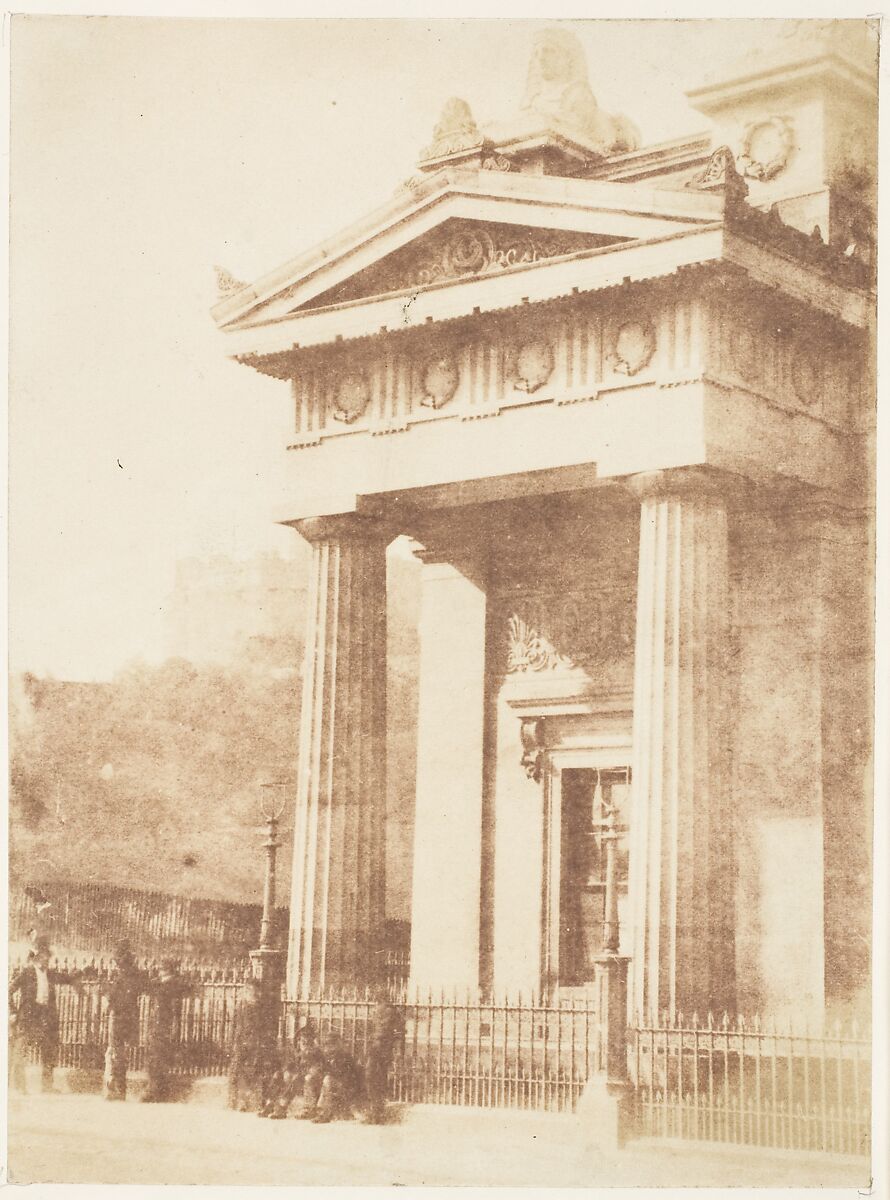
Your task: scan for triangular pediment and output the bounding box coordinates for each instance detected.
[298,219,623,311]
[212,169,724,331]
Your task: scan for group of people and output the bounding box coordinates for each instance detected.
[228,978,403,1125]
[8,936,193,1103]
[10,936,403,1125]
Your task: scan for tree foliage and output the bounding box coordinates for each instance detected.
[9,660,299,903]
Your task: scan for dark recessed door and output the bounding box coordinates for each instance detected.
[558,766,631,987]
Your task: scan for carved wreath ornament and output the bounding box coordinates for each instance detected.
[514,339,555,393]
[420,354,460,409]
[332,370,371,424]
[790,341,823,407]
[737,117,794,183]
[607,319,656,376]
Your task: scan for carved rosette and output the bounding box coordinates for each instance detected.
[606,318,656,376]
[333,370,371,424]
[420,354,460,409]
[737,117,794,182]
[513,339,555,393]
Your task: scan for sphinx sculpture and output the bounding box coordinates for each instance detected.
[521,28,640,156]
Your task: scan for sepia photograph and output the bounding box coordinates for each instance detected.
[6,13,881,1190]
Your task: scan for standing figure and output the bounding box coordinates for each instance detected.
[142,960,193,1103]
[228,978,273,1112]
[8,938,83,1093]
[100,940,146,1102]
[362,996,404,1124]
[8,1005,28,1093]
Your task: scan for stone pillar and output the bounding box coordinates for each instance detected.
[409,551,487,996]
[287,514,389,999]
[627,468,735,1024]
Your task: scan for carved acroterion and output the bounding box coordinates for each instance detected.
[687,145,749,209]
[421,97,483,162]
[506,587,635,676]
[215,265,247,298]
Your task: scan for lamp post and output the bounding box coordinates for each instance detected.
[589,771,633,1148]
[601,796,621,955]
[249,782,287,987]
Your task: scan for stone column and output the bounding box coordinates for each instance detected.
[286,514,389,999]
[627,468,736,1024]
[409,549,487,996]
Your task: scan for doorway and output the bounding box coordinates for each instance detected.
[543,752,631,990]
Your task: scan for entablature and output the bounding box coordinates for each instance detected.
[267,278,706,450]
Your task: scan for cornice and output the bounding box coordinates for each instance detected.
[226,226,724,366]
[586,134,712,183]
[212,171,722,331]
[284,511,394,545]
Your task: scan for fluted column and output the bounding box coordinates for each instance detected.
[287,514,389,999]
[627,469,736,1024]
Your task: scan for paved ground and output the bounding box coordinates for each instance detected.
[5,1090,869,1188]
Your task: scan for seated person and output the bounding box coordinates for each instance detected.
[306,1031,363,1124]
[286,1022,325,1118]
[260,1037,303,1120]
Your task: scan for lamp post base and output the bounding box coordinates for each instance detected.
[576,1075,635,1152]
[249,947,285,986]
[249,948,286,1064]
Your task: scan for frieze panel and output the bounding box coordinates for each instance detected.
[501,585,636,677]
[706,294,865,429]
[285,287,699,449]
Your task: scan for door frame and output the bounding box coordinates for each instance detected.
[541,734,632,996]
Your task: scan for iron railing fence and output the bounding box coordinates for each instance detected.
[283,992,604,1113]
[628,1013,871,1158]
[18,979,872,1156]
[34,981,601,1111]
[46,980,247,1076]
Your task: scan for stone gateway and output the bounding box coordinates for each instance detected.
[212,25,875,1031]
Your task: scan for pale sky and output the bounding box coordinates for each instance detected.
[8,17,822,679]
